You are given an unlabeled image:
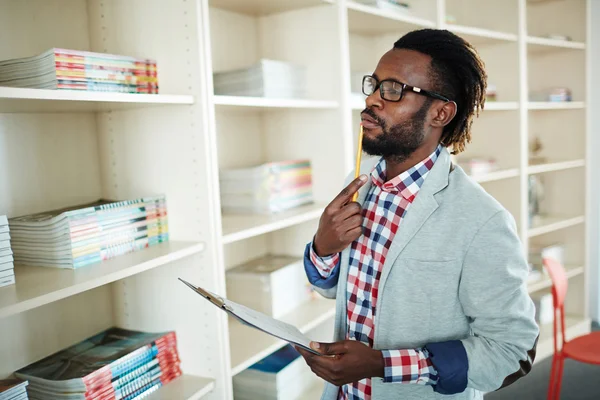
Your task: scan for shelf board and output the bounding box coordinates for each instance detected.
[528,159,585,174]
[447,25,518,45]
[527,36,586,53]
[209,0,333,16]
[536,316,591,363]
[471,168,520,183]
[347,1,435,36]
[0,87,194,113]
[221,203,325,244]
[528,265,585,294]
[0,241,204,319]
[229,297,336,375]
[483,101,519,111]
[528,215,585,238]
[528,101,585,110]
[213,95,339,110]
[146,375,215,400]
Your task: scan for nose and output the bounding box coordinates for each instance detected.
[365,88,383,110]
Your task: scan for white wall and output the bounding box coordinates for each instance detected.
[589,0,600,324]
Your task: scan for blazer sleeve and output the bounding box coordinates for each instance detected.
[458,209,539,392]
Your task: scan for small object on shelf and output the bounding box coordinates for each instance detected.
[485,84,497,102]
[357,0,411,14]
[531,292,554,324]
[528,175,545,227]
[233,345,315,400]
[213,59,307,99]
[8,195,169,269]
[456,157,498,177]
[529,87,572,102]
[0,48,158,93]
[527,266,543,284]
[0,378,29,400]
[542,33,572,41]
[14,327,181,400]
[219,159,314,214]
[529,135,546,165]
[0,215,15,288]
[226,254,314,318]
[445,14,457,24]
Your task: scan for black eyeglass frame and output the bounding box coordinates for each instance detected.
[362,75,452,103]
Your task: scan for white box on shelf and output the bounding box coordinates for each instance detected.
[233,345,314,400]
[531,292,554,325]
[226,255,313,319]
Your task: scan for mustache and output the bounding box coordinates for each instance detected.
[361,108,384,126]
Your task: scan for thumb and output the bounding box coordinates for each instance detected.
[311,341,348,356]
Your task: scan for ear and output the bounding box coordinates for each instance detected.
[431,101,457,129]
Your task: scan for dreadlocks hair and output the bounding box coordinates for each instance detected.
[393,29,487,155]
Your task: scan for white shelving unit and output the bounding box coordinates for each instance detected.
[0,0,591,399]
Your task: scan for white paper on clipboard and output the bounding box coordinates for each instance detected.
[179,278,321,355]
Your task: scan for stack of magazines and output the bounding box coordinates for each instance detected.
[220,160,314,214]
[213,59,307,98]
[0,215,14,288]
[0,379,29,400]
[14,327,181,400]
[0,48,158,93]
[8,196,169,269]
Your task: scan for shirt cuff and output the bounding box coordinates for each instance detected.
[309,240,340,278]
[303,243,341,290]
[381,348,439,385]
[425,340,469,394]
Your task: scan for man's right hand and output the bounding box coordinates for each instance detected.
[313,175,368,257]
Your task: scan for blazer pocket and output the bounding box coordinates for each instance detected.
[402,258,462,310]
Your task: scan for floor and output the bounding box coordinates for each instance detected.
[485,324,600,400]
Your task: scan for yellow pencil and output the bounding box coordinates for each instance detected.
[352,124,364,202]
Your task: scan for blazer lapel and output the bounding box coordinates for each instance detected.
[378,147,452,288]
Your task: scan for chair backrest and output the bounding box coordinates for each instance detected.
[542,257,569,350]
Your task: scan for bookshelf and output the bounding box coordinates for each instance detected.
[0,1,592,400]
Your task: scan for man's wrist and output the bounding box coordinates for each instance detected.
[370,350,385,378]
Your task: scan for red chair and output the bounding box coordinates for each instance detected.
[542,258,600,400]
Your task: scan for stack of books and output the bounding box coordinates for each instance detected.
[0,379,29,400]
[220,160,314,214]
[0,215,14,288]
[0,48,158,93]
[213,59,307,99]
[8,196,169,269]
[233,345,314,400]
[14,327,181,400]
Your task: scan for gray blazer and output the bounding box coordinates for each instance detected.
[313,147,539,400]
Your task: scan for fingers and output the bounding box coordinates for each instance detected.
[331,175,368,209]
[334,201,362,223]
[316,341,349,356]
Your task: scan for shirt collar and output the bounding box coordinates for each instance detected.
[371,144,442,202]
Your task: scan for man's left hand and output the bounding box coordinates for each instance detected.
[295,340,385,386]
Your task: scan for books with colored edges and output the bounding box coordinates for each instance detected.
[233,345,315,400]
[0,215,14,288]
[219,159,314,214]
[8,196,169,269]
[0,48,158,94]
[14,327,181,400]
[0,378,29,400]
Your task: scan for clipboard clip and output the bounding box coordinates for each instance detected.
[178,278,232,312]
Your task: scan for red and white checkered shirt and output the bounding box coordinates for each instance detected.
[310,145,442,400]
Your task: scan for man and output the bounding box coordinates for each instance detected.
[296,29,539,400]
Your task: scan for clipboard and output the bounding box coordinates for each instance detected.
[179,278,321,356]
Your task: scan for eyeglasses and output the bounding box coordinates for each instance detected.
[362,75,452,103]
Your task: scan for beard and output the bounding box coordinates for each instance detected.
[361,100,431,163]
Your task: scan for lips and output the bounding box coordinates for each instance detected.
[361,113,380,129]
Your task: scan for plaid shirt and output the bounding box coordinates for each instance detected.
[309,145,442,400]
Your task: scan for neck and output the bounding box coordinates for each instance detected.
[385,142,440,182]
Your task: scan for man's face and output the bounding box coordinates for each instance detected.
[360,49,438,162]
